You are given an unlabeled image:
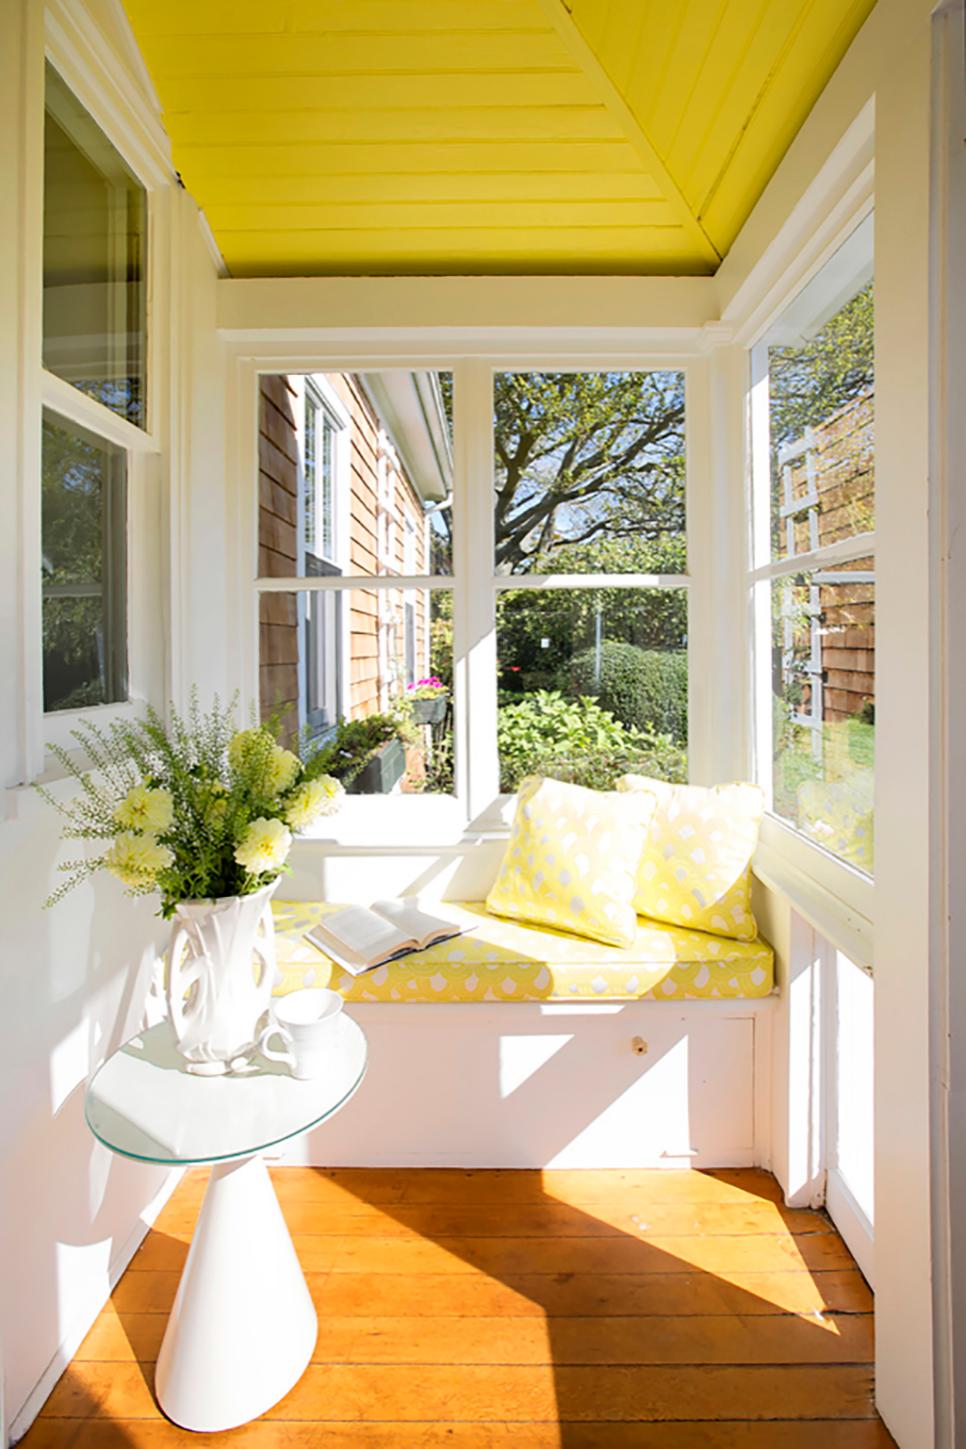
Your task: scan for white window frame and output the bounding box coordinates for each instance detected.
[234,343,704,841]
[13,3,175,784]
[292,374,349,738]
[745,198,876,933]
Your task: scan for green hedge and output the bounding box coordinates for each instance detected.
[559,641,688,745]
[497,690,687,793]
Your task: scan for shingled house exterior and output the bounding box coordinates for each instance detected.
[258,370,451,746]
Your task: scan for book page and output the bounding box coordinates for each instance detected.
[372,898,464,949]
[321,905,413,960]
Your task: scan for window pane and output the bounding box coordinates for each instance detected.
[765,217,874,562]
[42,410,127,712]
[43,64,147,428]
[258,371,453,581]
[493,370,686,576]
[260,588,453,796]
[496,586,688,792]
[770,561,875,872]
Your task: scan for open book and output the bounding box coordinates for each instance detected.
[304,899,473,976]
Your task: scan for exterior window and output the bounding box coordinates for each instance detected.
[493,370,688,790]
[300,386,342,736]
[751,215,875,873]
[41,410,127,711]
[255,366,686,807]
[303,387,336,563]
[43,64,147,429]
[257,372,453,791]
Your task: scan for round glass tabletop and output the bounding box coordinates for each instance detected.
[85,1015,368,1166]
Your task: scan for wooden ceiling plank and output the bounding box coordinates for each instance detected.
[197,172,664,206]
[535,0,721,269]
[126,0,549,38]
[173,139,644,180]
[155,71,590,115]
[697,0,877,251]
[163,105,624,148]
[205,170,660,201]
[203,198,681,232]
[138,31,571,79]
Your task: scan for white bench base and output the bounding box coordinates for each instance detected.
[272,1000,774,1171]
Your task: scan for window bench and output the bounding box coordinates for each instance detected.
[268,901,776,1172]
[271,900,775,1004]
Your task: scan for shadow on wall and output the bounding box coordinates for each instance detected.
[0,787,171,1439]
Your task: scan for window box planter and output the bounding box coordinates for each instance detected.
[347,737,407,794]
[411,696,448,726]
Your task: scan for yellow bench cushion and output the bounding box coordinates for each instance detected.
[271,901,775,1005]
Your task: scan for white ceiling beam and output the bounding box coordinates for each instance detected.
[215,274,718,337]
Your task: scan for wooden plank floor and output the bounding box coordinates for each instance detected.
[22,1167,896,1447]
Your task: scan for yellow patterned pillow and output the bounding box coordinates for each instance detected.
[486,776,658,948]
[618,775,764,941]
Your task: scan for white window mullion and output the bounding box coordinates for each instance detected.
[453,359,497,818]
[749,530,876,585]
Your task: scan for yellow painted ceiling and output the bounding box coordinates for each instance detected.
[122,0,876,277]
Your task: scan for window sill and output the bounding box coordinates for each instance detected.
[754,814,873,967]
[39,697,150,775]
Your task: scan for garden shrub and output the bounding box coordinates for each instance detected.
[497,689,687,793]
[559,641,688,744]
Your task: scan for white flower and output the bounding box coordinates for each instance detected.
[266,745,300,796]
[284,775,344,830]
[105,831,174,890]
[234,817,292,875]
[114,785,174,834]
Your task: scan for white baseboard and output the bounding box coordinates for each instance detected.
[8,1167,184,1445]
[826,1165,875,1287]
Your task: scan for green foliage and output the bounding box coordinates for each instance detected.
[308,712,402,787]
[769,283,874,448]
[497,690,687,793]
[560,641,688,745]
[494,370,686,572]
[497,538,688,691]
[429,591,454,690]
[772,714,875,824]
[420,726,455,795]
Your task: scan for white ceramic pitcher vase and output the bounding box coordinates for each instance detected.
[166,880,279,1075]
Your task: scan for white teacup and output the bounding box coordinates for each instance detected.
[258,988,344,1080]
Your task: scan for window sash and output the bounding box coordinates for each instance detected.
[253,360,694,823]
[747,308,876,882]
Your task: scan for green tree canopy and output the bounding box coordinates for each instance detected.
[769,282,873,448]
[494,370,685,572]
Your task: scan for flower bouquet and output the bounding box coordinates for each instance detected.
[405,676,449,726]
[40,695,344,1073]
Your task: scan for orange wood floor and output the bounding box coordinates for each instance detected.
[22,1167,895,1447]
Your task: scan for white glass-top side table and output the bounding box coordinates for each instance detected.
[85,1014,368,1433]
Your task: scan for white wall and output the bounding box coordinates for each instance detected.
[715,2,938,1443]
[0,4,230,1438]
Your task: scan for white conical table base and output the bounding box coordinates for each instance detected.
[156,1155,317,1432]
[84,1017,368,1432]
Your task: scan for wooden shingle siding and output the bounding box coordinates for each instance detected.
[256,371,433,736]
[258,375,299,730]
[784,389,875,722]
